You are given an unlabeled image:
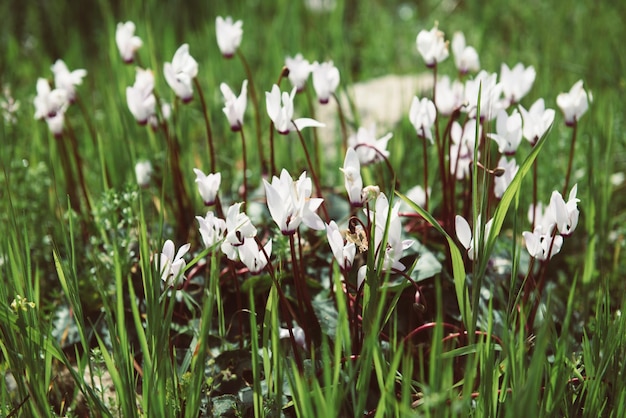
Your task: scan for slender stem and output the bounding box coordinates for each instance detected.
[293,123,330,222]
[53,133,81,213]
[76,93,111,189]
[64,118,92,214]
[420,134,429,211]
[194,78,216,173]
[532,160,538,230]
[332,92,349,154]
[237,50,266,174]
[269,123,275,177]
[239,127,248,208]
[562,121,578,195]
[305,87,322,175]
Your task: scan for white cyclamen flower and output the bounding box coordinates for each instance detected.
[116,21,143,63]
[126,68,156,124]
[435,75,465,116]
[326,221,356,271]
[409,96,437,144]
[221,203,257,261]
[519,98,555,145]
[216,16,243,58]
[239,237,272,275]
[51,59,87,102]
[556,80,590,126]
[500,62,536,104]
[488,109,523,155]
[33,78,68,136]
[135,160,153,187]
[451,32,479,74]
[156,240,191,287]
[196,211,226,250]
[193,168,221,206]
[311,60,340,104]
[416,23,449,67]
[285,53,312,92]
[455,214,493,261]
[463,70,503,120]
[220,79,247,131]
[263,169,325,235]
[523,228,563,261]
[340,147,365,207]
[164,44,198,103]
[450,119,481,180]
[348,124,393,165]
[265,84,324,134]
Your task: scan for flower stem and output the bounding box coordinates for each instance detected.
[64,117,92,214]
[193,78,216,173]
[237,50,266,174]
[239,127,248,208]
[562,121,578,195]
[293,123,330,222]
[332,92,349,154]
[420,134,429,211]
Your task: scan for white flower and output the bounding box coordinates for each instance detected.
[409,96,436,143]
[285,53,312,92]
[366,193,413,271]
[523,229,563,261]
[156,240,191,287]
[220,79,247,131]
[488,109,523,155]
[193,168,221,206]
[463,70,503,120]
[326,221,356,271]
[116,21,142,63]
[548,185,579,236]
[340,148,365,207]
[265,84,324,134]
[221,203,257,261]
[216,16,243,58]
[493,156,519,199]
[311,61,340,104]
[435,75,465,116]
[416,23,449,67]
[51,59,87,102]
[196,211,226,250]
[556,80,590,126]
[450,119,481,180]
[135,160,153,187]
[500,62,536,104]
[348,124,393,165]
[263,169,325,235]
[451,32,479,74]
[126,68,156,124]
[455,214,493,260]
[33,78,68,136]
[519,98,555,145]
[164,44,198,103]
[239,237,272,275]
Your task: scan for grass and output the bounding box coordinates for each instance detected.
[1,0,626,416]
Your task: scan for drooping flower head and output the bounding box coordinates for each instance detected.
[216,16,243,58]
[463,70,503,121]
[126,68,156,125]
[500,62,536,105]
[33,78,68,136]
[156,240,191,287]
[193,168,221,206]
[409,96,436,144]
[263,169,325,235]
[523,229,563,261]
[340,147,365,207]
[450,119,481,180]
[416,23,449,68]
[311,60,340,104]
[116,21,143,63]
[265,84,323,134]
[196,211,226,250]
[519,98,555,145]
[221,202,257,261]
[51,59,87,103]
[348,124,393,165]
[435,75,465,116]
[220,79,248,131]
[451,32,479,74]
[455,214,493,261]
[285,53,312,92]
[556,80,590,126]
[326,221,356,271]
[164,44,198,103]
[493,155,519,199]
[239,237,272,275]
[488,109,523,155]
